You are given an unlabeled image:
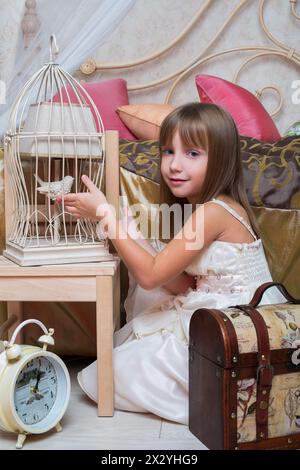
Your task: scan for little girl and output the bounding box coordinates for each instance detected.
[61,102,286,425]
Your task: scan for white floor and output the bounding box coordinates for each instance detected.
[0,357,208,451]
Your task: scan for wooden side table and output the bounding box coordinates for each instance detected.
[0,254,120,417]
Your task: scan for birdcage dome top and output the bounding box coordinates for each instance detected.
[7,35,105,138]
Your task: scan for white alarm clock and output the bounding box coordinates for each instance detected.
[0,319,71,449]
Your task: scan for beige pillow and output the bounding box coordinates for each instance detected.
[116,104,175,140]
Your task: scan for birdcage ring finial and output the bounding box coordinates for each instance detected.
[49,34,59,63]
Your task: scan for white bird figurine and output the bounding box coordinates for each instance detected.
[34,174,74,201]
[34,174,74,244]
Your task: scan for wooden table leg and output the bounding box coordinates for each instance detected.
[7,301,23,344]
[113,263,121,331]
[96,275,114,417]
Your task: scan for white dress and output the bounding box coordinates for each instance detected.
[77,199,286,425]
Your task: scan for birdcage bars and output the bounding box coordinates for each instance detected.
[3,35,114,266]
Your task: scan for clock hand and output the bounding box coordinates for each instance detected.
[33,371,42,393]
[34,392,44,400]
[26,395,35,405]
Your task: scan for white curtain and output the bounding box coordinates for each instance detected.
[0,0,136,137]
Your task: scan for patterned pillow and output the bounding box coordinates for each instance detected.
[120,136,300,210]
[240,135,300,209]
[120,139,160,184]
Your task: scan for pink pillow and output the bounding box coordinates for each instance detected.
[195,74,281,142]
[53,78,136,140]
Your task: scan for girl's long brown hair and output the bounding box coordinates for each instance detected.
[158,102,260,240]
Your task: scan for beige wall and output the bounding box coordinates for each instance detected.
[79,0,300,135]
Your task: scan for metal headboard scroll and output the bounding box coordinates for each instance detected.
[79,0,300,118]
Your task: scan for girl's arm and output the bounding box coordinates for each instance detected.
[121,208,196,295]
[129,234,196,294]
[163,271,196,295]
[102,201,219,291]
[61,176,220,291]
[132,235,196,294]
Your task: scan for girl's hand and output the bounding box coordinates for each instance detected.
[56,175,111,221]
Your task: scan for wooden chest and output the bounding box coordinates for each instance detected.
[189,282,300,450]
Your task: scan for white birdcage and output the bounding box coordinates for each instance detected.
[3,35,115,266]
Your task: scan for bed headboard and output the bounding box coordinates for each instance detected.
[77,0,300,134]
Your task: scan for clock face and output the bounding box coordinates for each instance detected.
[14,356,58,426]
